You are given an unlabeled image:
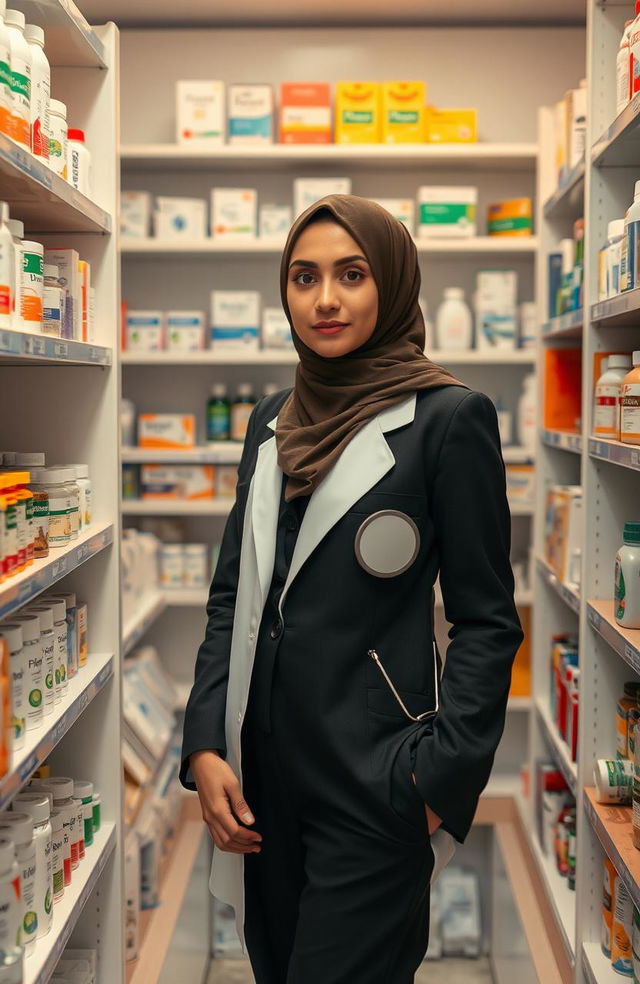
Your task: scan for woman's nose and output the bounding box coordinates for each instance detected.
[316,279,339,310]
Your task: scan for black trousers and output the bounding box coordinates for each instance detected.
[241,654,435,984]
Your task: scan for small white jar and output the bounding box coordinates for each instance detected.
[48,99,67,179]
[66,128,91,197]
[0,838,20,950]
[160,544,184,589]
[42,597,67,704]
[10,614,42,730]
[0,624,26,751]
[69,464,91,531]
[12,792,52,940]
[49,809,64,901]
[24,605,54,715]
[0,813,36,954]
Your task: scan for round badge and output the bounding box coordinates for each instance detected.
[354,510,421,578]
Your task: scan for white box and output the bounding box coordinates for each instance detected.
[568,85,587,170]
[260,204,292,239]
[474,270,517,349]
[210,290,260,349]
[211,188,257,239]
[228,84,273,144]
[176,80,225,146]
[373,198,415,236]
[44,248,80,340]
[121,191,152,239]
[154,196,207,239]
[262,307,293,349]
[293,177,352,219]
[166,310,205,351]
[126,311,164,351]
[417,186,477,239]
[519,301,536,349]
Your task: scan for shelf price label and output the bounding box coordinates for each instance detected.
[625,642,640,675]
[0,332,11,353]
[54,342,68,358]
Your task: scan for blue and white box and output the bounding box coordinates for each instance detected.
[166,310,205,351]
[228,84,274,144]
[126,310,164,351]
[210,290,261,350]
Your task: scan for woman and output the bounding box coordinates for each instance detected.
[180,194,524,983]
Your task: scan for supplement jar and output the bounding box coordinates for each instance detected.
[0,624,25,751]
[0,813,37,954]
[0,838,20,950]
[12,792,52,939]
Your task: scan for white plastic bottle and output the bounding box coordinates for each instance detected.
[66,128,91,196]
[618,20,633,115]
[593,354,632,440]
[607,219,625,298]
[0,1,11,138]
[0,837,20,949]
[47,98,67,178]
[615,522,640,628]
[0,202,12,328]
[20,239,43,332]
[631,1,640,99]
[11,792,52,940]
[24,24,49,161]
[24,605,54,715]
[0,623,25,751]
[518,372,537,452]
[435,288,473,350]
[10,614,42,729]
[7,219,22,330]
[0,813,36,955]
[4,10,31,149]
[621,181,640,292]
[42,264,62,337]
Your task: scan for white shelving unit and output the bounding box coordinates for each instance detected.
[0,4,123,980]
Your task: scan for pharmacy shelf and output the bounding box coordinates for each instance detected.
[592,91,640,167]
[536,557,580,614]
[122,444,243,464]
[25,823,116,984]
[542,158,585,219]
[591,287,640,328]
[587,599,640,676]
[584,787,640,910]
[541,429,583,454]
[164,588,209,607]
[0,133,111,234]
[508,696,533,711]
[122,500,233,517]
[502,446,536,463]
[581,942,620,984]
[541,310,584,339]
[589,437,640,472]
[528,822,576,965]
[535,697,578,797]
[121,234,538,257]
[127,798,205,984]
[123,593,166,657]
[0,522,114,621]
[120,348,534,366]
[120,141,539,171]
[8,0,106,68]
[0,652,114,810]
[509,503,534,517]
[0,329,112,367]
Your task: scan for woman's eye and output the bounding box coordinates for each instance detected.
[343,269,364,282]
[294,272,316,286]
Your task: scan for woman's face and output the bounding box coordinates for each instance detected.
[286,219,379,358]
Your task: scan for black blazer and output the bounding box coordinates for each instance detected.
[181,383,524,843]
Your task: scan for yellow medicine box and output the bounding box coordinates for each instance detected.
[487,198,533,237]
[425,107,478,143]
[381,82,426,144]
[335,82,381,143]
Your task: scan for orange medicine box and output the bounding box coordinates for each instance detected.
[138,414,196,450]
[544,348,582,431]
[279,83,332,144]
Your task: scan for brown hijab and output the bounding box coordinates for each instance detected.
[276,194,467,501]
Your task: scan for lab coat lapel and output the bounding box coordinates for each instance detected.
[250,433,281,610]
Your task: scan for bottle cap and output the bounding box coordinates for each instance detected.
[43,265,59,279]
[0,812,34,846]
[43,591,75,610]
[69,464,89,479]
[26,605,53,632]
[184,543,206,554]
[11,614,40,642]
[211,383,226,398]
[15,452,45,467]
[608,219,625,239]
[263,383,279,397]
[67,128,85,143]
[633,351,640,367]
[24,23,44,45]
[0,838,16,872]
[41,777,74,802]
[7,219,23,239]
[1,453,16,466]
[237,383,253,397]
[444,287,464,300]
[5,9,25,30]
[13,792,50,823]
[73,781,93,801]
[0,624,22,652]
[623,522,640,545]
[49,99,67,118]
[608,354,632,369]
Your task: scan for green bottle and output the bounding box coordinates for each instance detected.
[207,383,230,442]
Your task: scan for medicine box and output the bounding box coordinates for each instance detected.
[126,311,164,351]
[566,85,587,171]
[211,188,257,239]
[228,84,274,144]
[280,82,332,144]
[217,466,238,497]
[210,290,260,350]
[505,464,534,505]
[475,270,517,349]
[487,198,533,237]
[425,107,477,143]
[262,307,293,349]
[335,82,381,143]
[154,196,207,239]
[176,80,225,146]
[78,259,90,342]
[260,204,292,239]
[138,414,196,450]
[373,198,415,235]
[293,177,352,219]
[417,186,477,239]
[121,191,153,239]
[141,464,216,500]
[166,311,205,352]
[44,248,80,340]
[381,82,426,143]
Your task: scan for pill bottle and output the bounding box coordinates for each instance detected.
[621,351,640,446]
[73,781,93,849]
[0,812,36,954]
[69,464,91,530]
[30,468,70,546]
[56,467,80,541]
[42,265,62,338]
[1,476,16,578]
[0,202,11,329]
[617,682,640,758]
[0,946,23,982]
[231,383,256,442]
[435,287,473,350]
[10,614,42,729]
[43,597,67,704]
[42,592,77,680]
[24,24,49,160]
[160,544,184,588]
[92,792,101,833]
[615,522,640,629]
[77,601,87,668]
[20,240,43,332]
[66,129,91,197]
[14,472,33,569]
[0,624,25,751]
[594,758,634,803]
[48,809,63,901]
[593,353,632,440]
[48,99,67,179]
[7,220,23,331]
[0,3,10,139]
[26,468,48,560]
[4,10,31,149]
[12,792,52,939]
[184,544,208,588]
[607,220,626,298]
[207,383,231,442]
[24,606,54,715]
[41,778,77,878]
[0,838,20,949]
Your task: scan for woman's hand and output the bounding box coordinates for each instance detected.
[412,770,443,835]
[190,750,263,854]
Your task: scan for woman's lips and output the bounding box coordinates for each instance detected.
[312,322,349,335]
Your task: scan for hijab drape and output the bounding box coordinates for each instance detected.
[275,194,467,501]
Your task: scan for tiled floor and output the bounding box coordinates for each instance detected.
[207,956,494,983]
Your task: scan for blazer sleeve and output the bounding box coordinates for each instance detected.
[179,402,261,790]
[411,390,524,843]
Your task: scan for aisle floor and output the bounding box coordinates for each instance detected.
[207,956,494,983]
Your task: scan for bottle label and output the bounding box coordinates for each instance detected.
[207,406,230,440]
[594,382,621,437]
[621,386,640,444]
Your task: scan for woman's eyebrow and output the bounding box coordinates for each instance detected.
[289,254,368,270]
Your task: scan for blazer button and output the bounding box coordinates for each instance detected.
[270,618,283,639]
